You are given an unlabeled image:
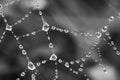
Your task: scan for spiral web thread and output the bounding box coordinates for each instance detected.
[0,0,120,80]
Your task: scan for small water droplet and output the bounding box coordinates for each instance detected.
[16,78,20,80]
[64,29,69,33]
[39,11,42,15]
[49,53,57,61]
[31,31,36,35]
[102,26,108,32]
[58,59,62,63]
[6,24,12,31]
[18,20,22,23]
[51,26,56,30]
[42,23,50,32]
[22,50,27,55]
[103,68,107,73]
[109,16,114,22]
[0,4,3,10]
[65,62,69,68]
[96,32,102,38]
[116,51,120,55]
[78,68,83,72]
[36,62,41,66]
[25,14,29,18]
[49,43,54,48]
[28,61,36,71]
[21,72,25,77]
[19,45,23,49]
[70,61,74,64]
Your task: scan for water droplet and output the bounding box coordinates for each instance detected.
[21,72,25,77]
[42,23,50,32]
[18,20,22,23]
[19,45,23,49]
[41,60,47,64]
[49,43,54,48]
[49,53,57,61]
[39,11,42,15]
[0,4,3,10]
[31,31,36,35]
[65,62,69,68]
[16,78,20,80]
[28,61,36,70]
[25,14,29,18]
[70,61,74,64]
[58,59,62,63]
[96,32,102,38]
[31,74,36,80]
[109,16,114,22]
[75,60,80,64]
[81,58,86,62]
[6,24,12,31]
[78,68,83,72]
[103,68,107,74]
[51,26,56,30]
[22,50,27,55]
[86,52,92,57]
[102,26,108,32]
[64,29,69,33]
[36,62,41,66]
[116,51,120,55]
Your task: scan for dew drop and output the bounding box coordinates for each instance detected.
[78,68,83,72]
[39,11,42,15]
[96,32,102,38]
[102,26,108,32]
[6,24,12,31]
[65,62,69,68]
[49,53,57,61]
[49,43,54,48]
[51,26,56,30]
[21,72,25,77]
[42,23,50,32]
[16,78,20,80]
[31,31,36,35]
[116,51,120,55]
[22,50,27,55]
[0,4,3,10]
[28,61,36,71]
[36,62,41,66]
[109,16,114,22]
[103,68,107,74]
[64,29,69,33]
[58,59,62,63]
[70,61,74,64]
[19,45,23,49]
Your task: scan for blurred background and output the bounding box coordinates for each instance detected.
[0,0,120,80]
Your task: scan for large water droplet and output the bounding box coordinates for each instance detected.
[6,24,12,31]
[49,53,57,61]
[28,61,36,71]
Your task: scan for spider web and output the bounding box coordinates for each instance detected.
[0,0,120,80]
